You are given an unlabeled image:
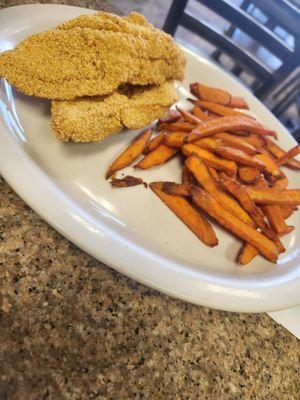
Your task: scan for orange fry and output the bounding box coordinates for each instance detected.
[162,182,190,197]
[214,132,258,155]
[157,109,181,125]
[265,138,300,170]
[185,156,254,226]
[238,167,261,184]
[229,96,249,110]
[164,131,187,148]
[190,82,231,106]
[272,176,288,190]
[150,182,218,247]
[192,100,253,118]
[255,153,281,178]
[158,121,194,132]
[182,164,198,185]
[280,206,294,219]
[238,243,260,265]
[276,145,300,166]
[182,144,238,176]
[106,128,152,179]
[247,187,300,206]
[242,134,266,149]
[194,137,221,152]
[186,116,277,142]
[190,187,279,262]
[134,144,178,170]
[191,105,212,121]
[177,107,202,125]
[208,167,219,180]
[261,205,294,235]
[144,133,165,154]
[215,146,265,169]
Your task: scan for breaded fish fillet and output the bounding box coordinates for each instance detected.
[0,12,185,100]
[51,81,178,142]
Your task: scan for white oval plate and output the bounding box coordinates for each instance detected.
[0,4,299,313]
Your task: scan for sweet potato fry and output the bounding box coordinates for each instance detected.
[177,107,202,125]
[157,109,181,125]
[194,137,222,152]
[134,144,178,170]
[255,153,281,178]
[158,121,194,132]
[110,175,145,188]
[229,96,249,110]
[186,116,277,142]
[185,156,254,226]
[242,135,266,149]
[238,243,259,265]
[162,182,190,197]
[182,144,238,176]
[190,187,279,262]
[190,82,231,106]
[164,132,187,148]
[272,176,288,190]
[276,145,300,166]
[215,146,265,170]
[261,205,294,235]
[106,128,152,179]
[214,132,258,155]
[280,206,294,219]
[182,165,197,185]
[150,182,218,247]
[144,133,165,154]
[238,167,261,184]
[247,187,300,206]
[208,167,219,180]
[191,105,212,121]
[193,100,253,118]
[265,138,300,170]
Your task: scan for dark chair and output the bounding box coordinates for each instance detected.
[163,0,300,101]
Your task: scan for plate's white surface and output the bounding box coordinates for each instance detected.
[0,4,299,313]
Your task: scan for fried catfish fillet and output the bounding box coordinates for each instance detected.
[51,81,178,142]
[0,12,185,100]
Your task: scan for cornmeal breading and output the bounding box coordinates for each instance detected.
[51,81,178,142]
[0,12,185,100]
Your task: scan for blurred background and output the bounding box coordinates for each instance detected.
[116,0,300,140]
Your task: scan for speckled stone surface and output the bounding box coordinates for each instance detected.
[1,1,300,399]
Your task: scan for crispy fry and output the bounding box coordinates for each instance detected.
[272,176,288,190]
[238,243,259,265]
[238,167,261,184]
[229,96,249,109]
[164,131,187,148]
[280,206,294,219]
[242,134,265,149]
[182,144,238,176]
[191,105,212,121]
[215,146,265,170]
[182,165,197,185]
[158,121,194,132]
[194,137,221,151]
[157,109,181,125]
[247,187,300,206]
[162,182,190,196]
[177,107,202,125]
[265,138,300,170]
[214,132,258,155]
[110,175,145,188]
[134,144,178,170]
[255,153,281,178]
[276,145,300,166]
[186,156,254,226]
[261,205,294,235]
[144,132,165,154]
[106,128,152,179]
[192,100,253,118]
[150,182,218,246]
[208,167,219,180]
[190,187,279,262]
[190,82,231,106]
[186,116,277,142]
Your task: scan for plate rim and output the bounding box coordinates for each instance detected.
[0,3,300,313]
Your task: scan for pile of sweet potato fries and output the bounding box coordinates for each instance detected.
[106,82,300,265]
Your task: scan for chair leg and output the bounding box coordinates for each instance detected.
[163,0,189,36]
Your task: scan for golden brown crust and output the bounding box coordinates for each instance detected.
[51,81,178,142]
[0,12,185,100]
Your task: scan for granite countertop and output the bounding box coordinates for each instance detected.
[0,1,299,399]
